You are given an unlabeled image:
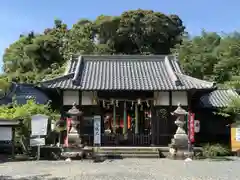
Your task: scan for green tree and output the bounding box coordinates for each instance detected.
[0,100,59,142]
[0,75,11,96]
[174,31,221,81]
[2,9,185,83]
[213,32,240,83]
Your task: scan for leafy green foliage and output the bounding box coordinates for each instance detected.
[2,10,185,83]
[216,95,240,120]
[202,143,231,158]
[0,75,11,96]
[174,31,240,83]
[3,9,240,88]
[0,100,59,138]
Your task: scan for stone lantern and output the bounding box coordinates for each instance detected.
[169,103,190,159]
[67,102,83,147]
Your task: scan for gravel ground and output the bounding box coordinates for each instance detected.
[0,158,240,180]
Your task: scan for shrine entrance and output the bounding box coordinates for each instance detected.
[98,99,152,146]
[77,91,174,147]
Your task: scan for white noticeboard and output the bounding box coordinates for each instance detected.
[194,120,200,133]
[30,138,45,146]
[0,127,12,141]
[93,115,101,145]
[31,114,49,136]
[236,128,240,141]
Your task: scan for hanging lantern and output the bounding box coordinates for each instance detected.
[111,99,114,105]
[103,100,106,108]
[146,100,150,107]
[92,92,98,105]
[131,101,134,110]
[137,98,141,105]
[116,100,119,107]
[148,112,152,118]
[92,97,97,105]
[153,100,156,106]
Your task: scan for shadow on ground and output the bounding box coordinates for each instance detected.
[0,174,66,180]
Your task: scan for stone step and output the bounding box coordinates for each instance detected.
[95,153,161,158]
[93,146,167,158]
[96,146,169,151]
[96,151,159,154]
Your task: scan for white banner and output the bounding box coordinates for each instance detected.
[0,127,12,141]
[93,115,101,145]
[194,120,200,133]
[31,114,49,136]
[30,138,45,146]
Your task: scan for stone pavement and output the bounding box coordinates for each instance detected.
[0,158,240,180]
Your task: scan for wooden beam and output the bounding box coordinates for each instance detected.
[135,103,139,134]
[11,127,15,159]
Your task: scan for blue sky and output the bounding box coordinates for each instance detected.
[1,0,240,71]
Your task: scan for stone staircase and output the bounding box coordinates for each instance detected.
[61,146,203,159]
[93,146,169,158]
[61,146,93,159]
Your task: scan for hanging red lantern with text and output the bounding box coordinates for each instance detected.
[188,113,195,143]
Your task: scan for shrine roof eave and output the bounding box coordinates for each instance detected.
[40,55,216,91]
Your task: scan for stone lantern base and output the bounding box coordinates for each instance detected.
[168,104,194,160]
[168,137,194,160]
[168,147,194,160]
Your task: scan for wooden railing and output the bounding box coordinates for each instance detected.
[81,134,172,146]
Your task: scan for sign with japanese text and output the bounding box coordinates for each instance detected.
[30,138,45,146]
[188,113,195,143]
[31,114,49,136]
[0,127,12,141]
[236,128,240,142]
[94,115,101,145]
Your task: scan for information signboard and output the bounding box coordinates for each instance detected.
[236,128,240,142]
[31,114,49,136]
[93,115,101,145]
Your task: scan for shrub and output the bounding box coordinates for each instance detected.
[0,100,59,153]
[202,143,231,158]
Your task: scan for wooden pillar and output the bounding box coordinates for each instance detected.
[135,103,139,134]
[169,91,173,133]
[113,103,116,133]
[59,89,64,116]
[187,90,193,111]
[150,101,155,145]
[11,127,15,159]
[123,101,127,134]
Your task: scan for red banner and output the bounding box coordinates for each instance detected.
[64,118,71,147]
[188,113,195,143]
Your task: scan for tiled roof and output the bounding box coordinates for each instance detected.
[41,73,80,90]
[41,55,215,91]
[0,119,20,126]
[64,56,78,74]
[0,83,50,105]
[200,89,240,108]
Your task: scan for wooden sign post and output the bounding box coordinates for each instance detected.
[30,114,49,160]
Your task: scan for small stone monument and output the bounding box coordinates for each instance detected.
[168,103,191,159]
[67,103,83,147]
